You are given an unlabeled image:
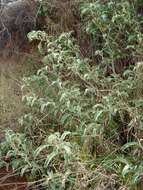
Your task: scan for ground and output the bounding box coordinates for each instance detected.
[0,53,37,139]
[0,53,38,189]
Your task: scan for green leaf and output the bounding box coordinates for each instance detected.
[122,142,141,151]
[95,110,104,122]
[45,150,59,167]
[34,145,50,157]
[122,164,133,177]
[61,131,71,140]
[21,165,30,176]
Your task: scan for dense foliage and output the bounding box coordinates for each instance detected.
[0,0,143,189]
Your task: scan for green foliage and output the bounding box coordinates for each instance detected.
[1,1,143,189]
[0,31,142,189]
[38,0,49,16]
[0,129,76,189]
[80,0,143,70]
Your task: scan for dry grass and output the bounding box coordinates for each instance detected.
[0,54,37,139]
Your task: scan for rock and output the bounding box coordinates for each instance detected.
[0,0,37,51]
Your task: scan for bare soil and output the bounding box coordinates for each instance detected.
[0,168,27,190]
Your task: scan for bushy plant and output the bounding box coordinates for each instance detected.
[0,31,143,189]
[0,1,143,189]
[80,0,143,73]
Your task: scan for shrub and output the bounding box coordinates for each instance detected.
[1,1,143,189]
[80,0,143,73]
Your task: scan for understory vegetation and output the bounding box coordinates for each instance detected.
[1,0,143,189]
